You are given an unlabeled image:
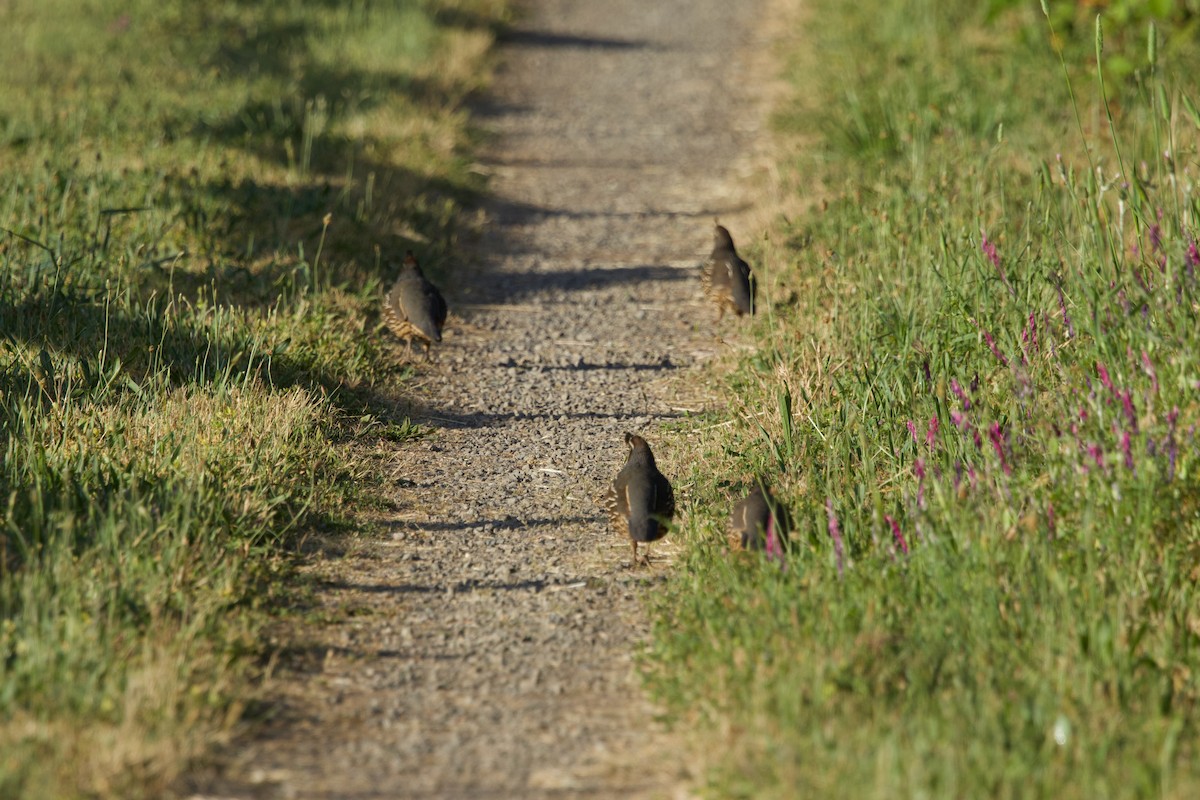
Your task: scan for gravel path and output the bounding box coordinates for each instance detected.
[187,0,774,797]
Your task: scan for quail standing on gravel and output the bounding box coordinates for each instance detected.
[701,222,755,320]
[382,250,448,360]
[605,433,675,568]
[731,482,787,561]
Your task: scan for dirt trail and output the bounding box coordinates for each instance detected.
[187,0,775,796]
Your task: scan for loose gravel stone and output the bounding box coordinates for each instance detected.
[182,0,779,797]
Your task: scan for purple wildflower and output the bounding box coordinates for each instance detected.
[982,328,1009,367]
[950,409,967,430]
[926,416,939,451]
[1119,389,1138,434]
[989,423,1012,475]
[1057,285,1074,338]
[1086,442,1104,472]
[981,231,1010,288]
[885,515,909,555]
[951,378,971,410]
[1149,223,1163,252]
[981,231,1001,268]
[1096,362,1115,395]
[1141,351,1158,395]
[1121,430,1135,472]
[765,514,785,568]
[906,419,919,445]
[826,498,844,577]
[914,458,927,508]
[1021,311,1039,360]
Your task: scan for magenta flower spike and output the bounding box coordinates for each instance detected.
[914,458,927,508]
[1121,430,1135,472]
[885,515,909,555]
[1057,286,1075,339]
[1096,362,1115,394]
[926,416,939,451]
[982,329,1009,367]
[825,498,845,577]
[1119,390,1138,434]
[765,515,785,568]
[989,423,1012,475]
[951,378,971,410]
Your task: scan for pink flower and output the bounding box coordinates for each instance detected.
[1058,285,1075,338]
[765,515,785,568]
[981,231,1011,289]
[983,329,1009,367]
[1021,311,1039,359]
[951,378,971,410]
[906,419,919,444]
[1121,430,1135,471]
[885,515,909,555]
[926,416,939,450]
[914,458,927,507]
[1119,390,1138,434]
[826,498,845,577]
[989,423,1012,475]
[981,231,1001,269]
[1096,362,1115,394]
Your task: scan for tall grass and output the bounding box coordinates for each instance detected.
[650,2,1200,797]
[0,1,506,796]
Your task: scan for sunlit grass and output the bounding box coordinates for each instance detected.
[0,0,506,796]
[651,2,1200,797]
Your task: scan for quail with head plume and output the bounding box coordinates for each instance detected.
[605,433,675,568]
[731,482,788,563]
[701,222,755,320]
[382,250,447,360]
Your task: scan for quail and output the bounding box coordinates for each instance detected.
[701,222,755,320]
[731,482,787,561]
[605,433,675,568]
[382,250,448,360]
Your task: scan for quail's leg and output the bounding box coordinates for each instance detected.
[423,340,433,362]
[630,540,638,570]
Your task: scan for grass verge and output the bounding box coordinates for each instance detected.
[650,2,1200,797]
[0,1,506,796]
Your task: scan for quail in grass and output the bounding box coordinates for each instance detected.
[731,482,788,563]
[382,250,448,360]
[701,222,755,320]
[605,433,675,568]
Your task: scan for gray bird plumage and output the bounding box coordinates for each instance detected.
[701,223,755,319]
[605,433,675,567]
[731,482,788,559]
[382,250,448,359]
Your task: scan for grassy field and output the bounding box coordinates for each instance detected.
[650,1,1200,797]
[0,1,505,797]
